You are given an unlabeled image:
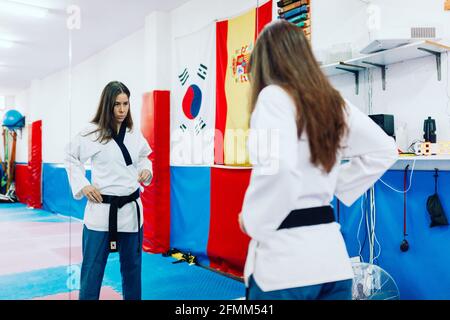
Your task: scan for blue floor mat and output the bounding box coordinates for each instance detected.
[0,266,71,300]
[0,203,68,223]
[0,203,245,300]
[0,254,245,300]
[104,253,245,300]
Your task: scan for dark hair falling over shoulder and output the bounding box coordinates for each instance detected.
[86,81,134,143]
[249,20,348,173]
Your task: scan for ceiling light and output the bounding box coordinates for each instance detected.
[0,39,13,49]
[0,0,49,19]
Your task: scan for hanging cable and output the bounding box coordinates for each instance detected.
[337,199,341,223]
[365,191,372,263]
[369,186,382,265]
[434,168,438,194]
[372,186,382,263]
[68,11,74,300]
[445,52,450,126]
[379,159,416,193]
[357,194,366,262]
[357,185,382,265]
[368,68,374,115]
[368,187,375,264]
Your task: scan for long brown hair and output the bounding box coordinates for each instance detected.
[249,20,348,173]
[87,81,134,143]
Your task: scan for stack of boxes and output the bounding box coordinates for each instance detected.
[277,0,311,41]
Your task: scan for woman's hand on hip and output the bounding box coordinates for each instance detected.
[82,185,103,203]
[138,169,152,184]
[238,212,247,235]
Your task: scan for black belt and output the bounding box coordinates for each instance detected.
[278,206,335,230]
[101,189,141,253]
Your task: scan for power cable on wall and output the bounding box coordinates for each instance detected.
[68,26,73,301]
[368,68,374,115]
[446,52,450,127]
[380,160,416,194]
[357,186,381,265]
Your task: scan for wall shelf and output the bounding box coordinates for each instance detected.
[343,155,450,171]
[321,40,450,94]
[391,155,450,171]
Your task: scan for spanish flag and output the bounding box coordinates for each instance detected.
[215,0,273,166]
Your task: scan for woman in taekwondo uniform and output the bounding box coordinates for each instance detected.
[65,81,153,300]
[239,20,398,300]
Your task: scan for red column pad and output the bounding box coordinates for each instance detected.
[208,168,252,277]
[141,91,171,254]
[214,20,228,165]
[27,120,42,208]
[15,164,29,204]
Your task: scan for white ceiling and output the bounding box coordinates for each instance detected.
[0,0,191,95]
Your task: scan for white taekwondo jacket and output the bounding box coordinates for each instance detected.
[64,123,153,233]
[241,85,398,292]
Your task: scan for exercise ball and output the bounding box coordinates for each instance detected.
[3,110,25,129]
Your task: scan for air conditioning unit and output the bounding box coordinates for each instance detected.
[361,25,444,54]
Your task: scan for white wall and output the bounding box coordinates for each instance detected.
[12,0,375,165]
[370,0,450,40]
[13,0,450,163]
[4,96,15,108]
[12,90,29,162]
[329,0,450,149]
[0,87,21,96]
[171,0,262,38]
[311,0,370,63]
[170,0,369,62]
[68,29,146,138]
[373,0,450,145]
[372,54,450,147]
[14,90,29,116]
[145,11,172,90]
[15,29,146,163]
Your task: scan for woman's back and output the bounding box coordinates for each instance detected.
[241,84,398,292]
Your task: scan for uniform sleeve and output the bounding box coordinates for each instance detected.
[241,86,298,242]
[137,134,153,187]
[335,102,398,206]
[64,132,97,200]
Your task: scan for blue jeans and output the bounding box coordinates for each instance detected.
[247,275,353,300]
[79,226,143,300]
